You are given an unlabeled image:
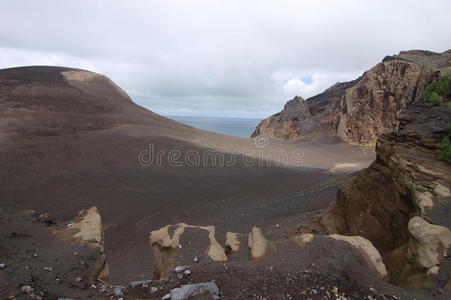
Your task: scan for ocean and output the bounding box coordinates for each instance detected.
[167,115,261,138]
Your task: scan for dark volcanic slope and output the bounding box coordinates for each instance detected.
[0,66,374,284]
[0,66,187,143]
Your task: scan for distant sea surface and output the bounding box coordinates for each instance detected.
[167,115,261,138]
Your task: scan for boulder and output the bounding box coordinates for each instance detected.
[329,234,388,280]
[248,227,270,260]
[408,217,451,270]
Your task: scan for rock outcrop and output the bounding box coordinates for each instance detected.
[291,233,387,280]
[252,81,356,140]
[148,223,387,287]
[383,49,451,74]
[248,227,271,260]
[53,206,110,284]
[252,50,450,144]
[407,217,451,272]
[337,60,438,143]
[149,223,228,279]
[328,234,388,280]
[320,101,451,288]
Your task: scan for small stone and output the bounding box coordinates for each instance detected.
[177,273,183,279]
[73,252,78,256]
[33,254,38,258]
[43,267,53,271]
[113,287,124,297]
[75,277,82,282]
[174,265,189,273]
[369,287,377,293]
[39,213,49,219]
[170,282,219,299]
[150,287,158,293]
[162,293,171,300]
[21,286,33,293]
[0,263,6,269]
[193,256,199,263]
[129,280,153,288]
[184,269,192,276]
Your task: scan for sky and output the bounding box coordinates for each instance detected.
[1,0,450,118]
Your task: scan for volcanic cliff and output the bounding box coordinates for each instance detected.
[320,99,451,291]
[252,50,451,144]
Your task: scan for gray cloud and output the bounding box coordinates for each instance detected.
[1,0,450,118]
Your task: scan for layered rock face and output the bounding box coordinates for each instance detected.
[252,50,450,143]
[337,60,438,143]
[320,102,451,288]
[383,49,451,74]
[251,81,355,140]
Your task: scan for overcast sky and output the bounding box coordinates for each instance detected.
[1,1,450,118]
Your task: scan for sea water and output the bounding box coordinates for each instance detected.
[167,116,261,138]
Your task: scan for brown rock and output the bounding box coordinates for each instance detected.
[337,60,438,143]
[320,101,451,288]
[252,49,450,144]
[252,81,355,140]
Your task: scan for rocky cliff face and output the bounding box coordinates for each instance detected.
[251,81,356,140]
[252,50,450,144]
[320,101,451,289]
[337,60,438,143]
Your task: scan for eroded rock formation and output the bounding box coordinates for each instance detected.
[248,226,271,260]
[337,60,438,143]
[53,206,110,284]
[320,102,451,288]
[149,223,228,279]
[328,234,387,280]
[252,50,450,144]
[148,223,387,285]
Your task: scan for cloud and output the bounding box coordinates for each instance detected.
[281,72,362,99]
[0,0,450,118]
